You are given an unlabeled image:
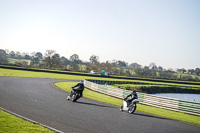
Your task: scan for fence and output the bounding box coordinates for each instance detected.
[84,79,200,116]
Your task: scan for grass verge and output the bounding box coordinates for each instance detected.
[54,82,200,126]
[1,67,200,88]
[0,110,54,133]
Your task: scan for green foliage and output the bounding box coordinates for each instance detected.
[3,55,200,82]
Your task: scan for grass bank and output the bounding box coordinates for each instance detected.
[0,110,54,133]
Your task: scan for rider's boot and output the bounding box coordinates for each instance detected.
[120,105,123,111]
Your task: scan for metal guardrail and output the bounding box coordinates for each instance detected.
[84,79,200,116]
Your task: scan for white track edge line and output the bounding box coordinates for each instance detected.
[0,107,64,133]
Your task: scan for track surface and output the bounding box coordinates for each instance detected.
[0,77,199,133]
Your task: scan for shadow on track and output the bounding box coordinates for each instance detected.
[76,101,170,121]
[134,112,170,120]
[76,101,116,109]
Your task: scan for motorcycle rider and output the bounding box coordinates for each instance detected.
[70,81,85,97]
[124,90,138,107]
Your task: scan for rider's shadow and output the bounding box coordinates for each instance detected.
[134,112,170,120]
[76,101,115,109]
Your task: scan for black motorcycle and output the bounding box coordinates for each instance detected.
[67,87,81,102]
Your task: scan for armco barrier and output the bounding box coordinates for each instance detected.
[84,79,200,116]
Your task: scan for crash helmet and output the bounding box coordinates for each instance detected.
[80,81,84,84]
[132,90,136,94]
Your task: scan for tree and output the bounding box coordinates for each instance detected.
[105,61,112,73]
[35,52,43,60]
[181,68,186,73]
[0,49,6,57]
[195,68,200,76]
[177,68,186,73]
[70,54,80,62]
[60,56,69,65]
[25,54,31,60]
[5,49,9,55]
[89,55,99,64]
[43,50,56,68]
[117,60,127,68]
[149,62,156,69]
[15,51,21,59]
[70,54,81,71]
[152,65,158,70]
[0,49,7,64]
[129,63,141,69]
[159,70,175,80]
[52,53,62,68]
[188,69,195,74]
[14,61,28,67]
[158,66,163,71]
[30,57,40,66]
[9,51,15,58]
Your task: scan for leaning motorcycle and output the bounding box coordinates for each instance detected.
[120,98,139,114]
[67,87,81,102]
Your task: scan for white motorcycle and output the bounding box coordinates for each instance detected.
[120,99,139,114]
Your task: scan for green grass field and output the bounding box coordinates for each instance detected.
[0,67,200,131]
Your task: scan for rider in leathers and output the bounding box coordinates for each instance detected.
[124,90,138,107]
[70,81,84,97]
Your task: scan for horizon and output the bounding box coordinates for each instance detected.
[2,48,198,71]
[1,0,200,70]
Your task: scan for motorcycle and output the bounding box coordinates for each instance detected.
[120,98,139,114]
[67,87,81,102]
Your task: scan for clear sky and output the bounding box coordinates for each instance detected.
[0,0,199,70]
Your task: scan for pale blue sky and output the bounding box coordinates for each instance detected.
[0,0,199,70]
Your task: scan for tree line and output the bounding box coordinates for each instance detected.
[0,49,200,81]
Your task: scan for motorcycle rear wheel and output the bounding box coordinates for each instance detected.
[128,103,137,114]
[120,104,123,111]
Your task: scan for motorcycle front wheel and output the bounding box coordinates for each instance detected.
[72,93,79,102]
[67,96,70,100]
[128,103,137,114]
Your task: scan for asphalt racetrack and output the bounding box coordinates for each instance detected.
[0,77,199,133]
